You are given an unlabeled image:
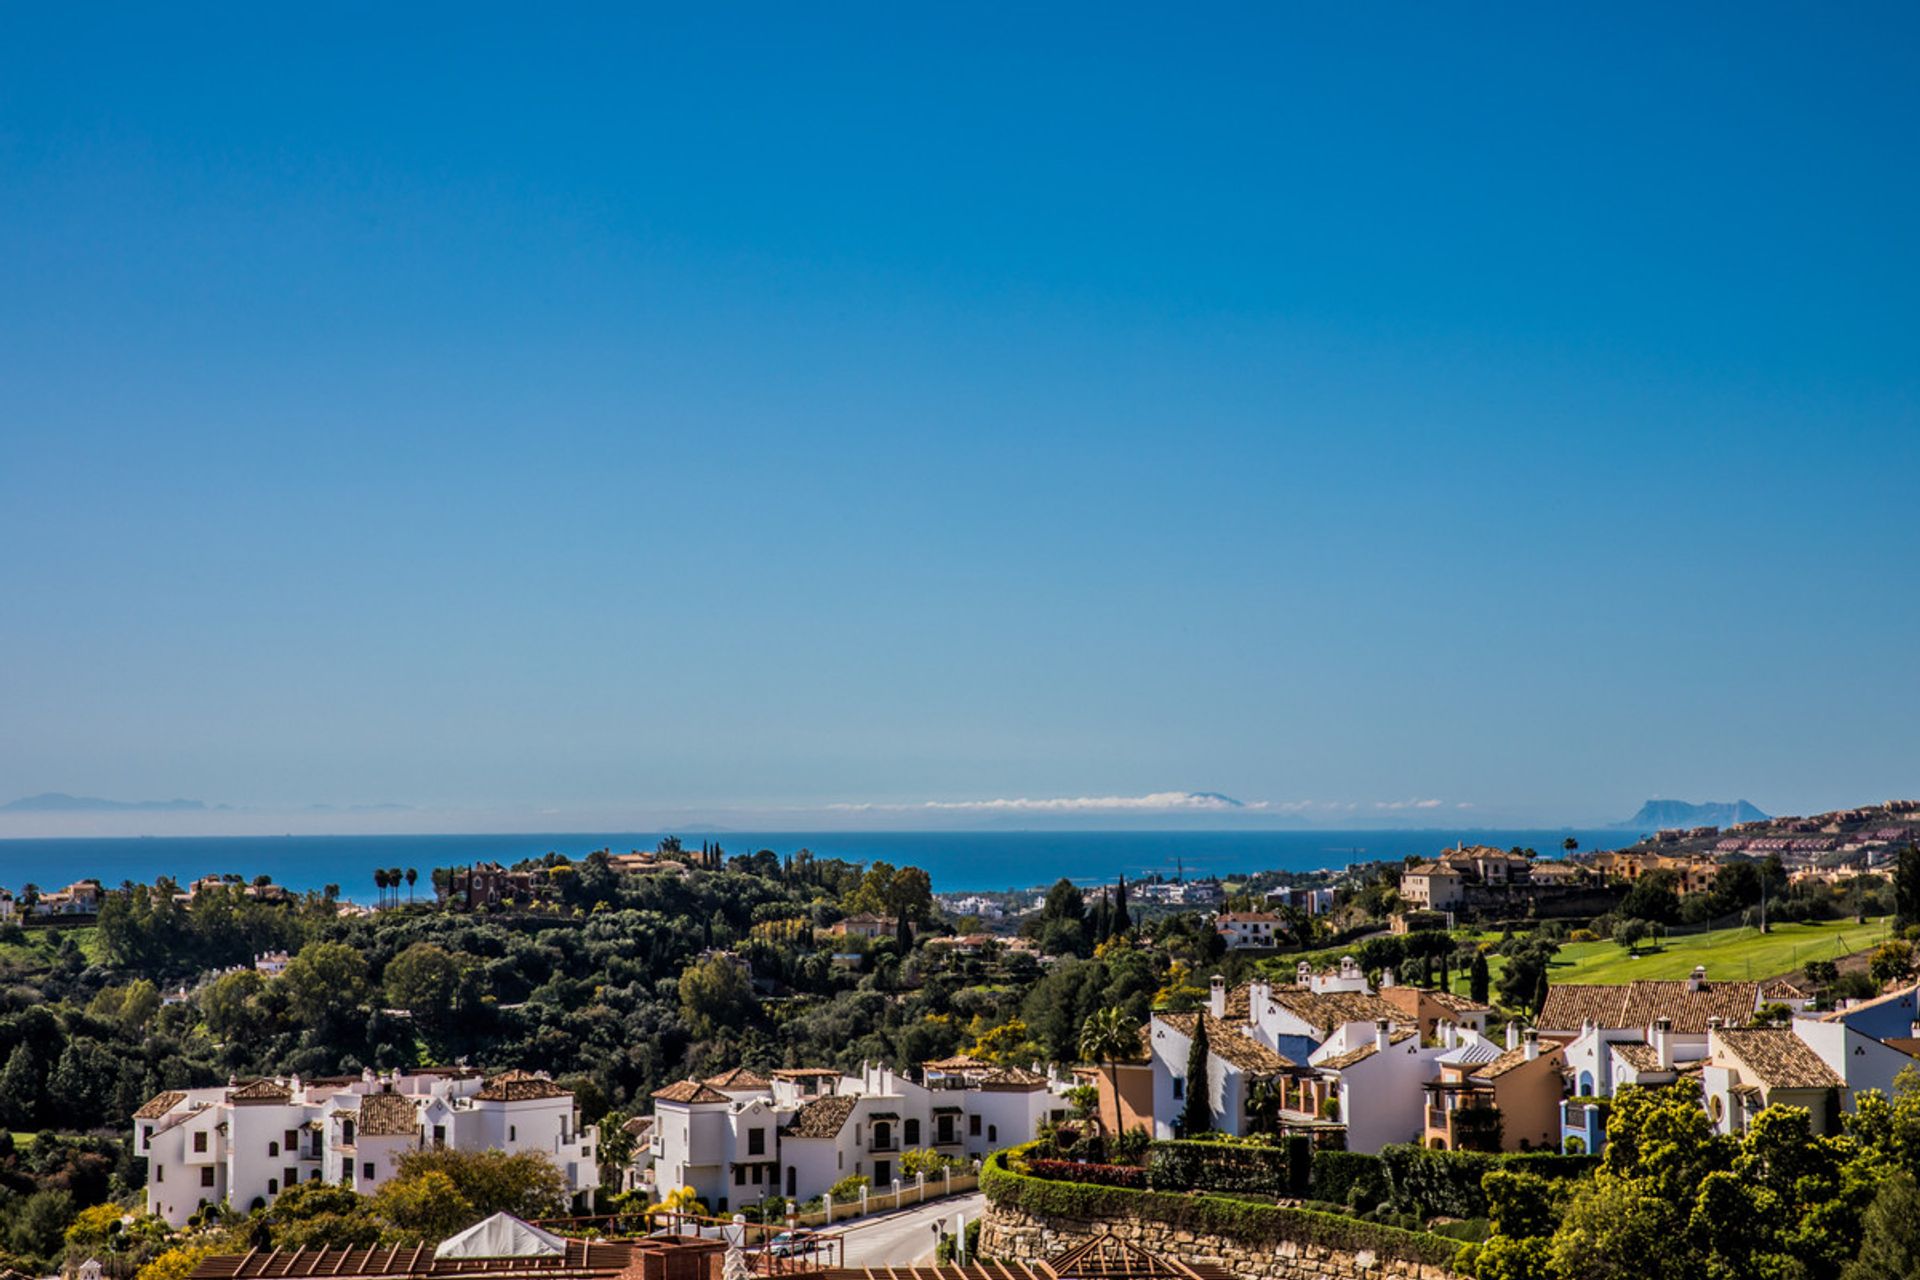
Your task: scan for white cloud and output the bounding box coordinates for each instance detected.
[1372,798,1447,811]
[828,790,1262,814]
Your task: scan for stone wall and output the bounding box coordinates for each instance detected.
[979,1200,1462,1280]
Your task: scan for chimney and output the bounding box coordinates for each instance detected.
[1688,965,1707,993]
[1250,978,1270,1013]
[1296,960,1312,987]
[1375,1019,1390,1054]
[1440,1019,1457,1049]
[1506,1021,1521,1051]
[1524,1030,1540,1062]
[1654,1017,1672,1070]
[1208,975,1227,1019]
[1381,968,1395,989]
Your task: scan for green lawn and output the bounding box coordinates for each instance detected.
[1461,915,1894,993]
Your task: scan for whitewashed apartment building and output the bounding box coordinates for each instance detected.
[645,1059,1071,1213]
[134,1068,599,1226]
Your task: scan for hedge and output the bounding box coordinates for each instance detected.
[982,1146,1459,1268]
[1306,1151,1389,1210]
[1377,1146,1597,1219]
[1145,1138,1300,1197]
[1028,1159,1147,1189]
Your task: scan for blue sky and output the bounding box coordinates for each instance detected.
[2,4,1917,834]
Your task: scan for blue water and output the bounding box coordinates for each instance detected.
[0,828,1631,898]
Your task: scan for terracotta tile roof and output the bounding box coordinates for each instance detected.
[227,1078,293,1104]
[476,1070,572,1102]
[1760,978,1808,1000]
[356,1091,421,1137]
[1474,1044,1562,1080]
[1262,987,1403,1029]
[1539,981,1760,1034]
[1316,1031,1417,1072]
[135,1090,188,1120]
[622,1115,654,1136]
[785,1093,859,1139]
[771,1067,841,1078]
[1717,1029,1843,1089]
[976,1066,1051,1090]
[703,1067,771,1090]
[1159,1013,1295,1074]
[922,1054,989,1072]
[1611,1043,1666,1072]
[1425,990,1493,1014]
[652,1079,732,1105]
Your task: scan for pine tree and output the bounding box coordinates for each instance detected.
[0,1043,43,1130]
[1113,875,1131,935]
[1180,1018,1212,1135]
[1470,953,1491,1005]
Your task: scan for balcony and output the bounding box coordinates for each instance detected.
[1560,1099,1608,1154]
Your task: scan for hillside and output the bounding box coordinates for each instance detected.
[1611,798,1920,862]
[1616,798,1769,830]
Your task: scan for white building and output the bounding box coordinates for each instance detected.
[1702,1019,1919,1137]
[134,1068,599,1226]
[1214,912,1282,950]
[643,1061,1071,1214]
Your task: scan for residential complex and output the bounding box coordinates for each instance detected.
[134,1068,599,1226]
[641,1059,1072,1212]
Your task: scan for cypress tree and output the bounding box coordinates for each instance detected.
[1470,953,1490,1005]
[896,912,913,952]
[1897,843,1920,930]
[1113,875,1131,935]
[1180,1018,1212,1135]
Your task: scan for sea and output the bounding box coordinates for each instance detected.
[0,828,1633,900]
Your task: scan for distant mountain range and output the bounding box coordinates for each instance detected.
[1614,798,1769,830]
[0,792,207,813]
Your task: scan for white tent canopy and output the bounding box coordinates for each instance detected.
[434,1213,569,1259]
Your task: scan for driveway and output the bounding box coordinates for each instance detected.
[832,1192,986,1266]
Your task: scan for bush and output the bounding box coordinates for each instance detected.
[1147,1139,1297,1197]
[1377,1146,1596,1220]
[982,1146,1457,1268]
[1307,1151,1388,1210]
[1029,1159,1147,1188]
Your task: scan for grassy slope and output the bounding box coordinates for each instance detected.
[1456,915,1895,994]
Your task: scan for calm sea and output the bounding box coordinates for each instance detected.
[0,828,1632,900]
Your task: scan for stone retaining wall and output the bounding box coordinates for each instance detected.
[979,1200,1462,1280]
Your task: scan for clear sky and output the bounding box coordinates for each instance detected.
[2,5,1917,834]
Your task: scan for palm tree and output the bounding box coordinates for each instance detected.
[388,868,402,909]
[405,868,418,904]
[374,868,390,907]
[1078,1007,1140,1131]
[1563,837,1579,855]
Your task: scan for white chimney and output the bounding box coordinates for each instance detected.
[1440,1019,1457,1049]
[1654,1017,1672,1070]
[1688,965,1707,993]
[1250,978,1270,1013]
[1381,968,1396,989]
[1524,1030,1540,1062]
[1296,960,1312,987]
[1208,974,1226,1019]
[1375,1019,1390,1053]
[1506,1021,1520,1051]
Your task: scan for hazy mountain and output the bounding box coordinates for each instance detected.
[0,792,206,813]
[1615,798,1769,830]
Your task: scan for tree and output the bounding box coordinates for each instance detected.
[1563,837,1579,854]
[1179,1016,1211,1135]
[1112,875,1131,935]
[387,1148,567,1220]
[384,943,467,1022]
[1896,843,1920,931]
[405,867,418,903]
[282,940,370,1029]
[372,1168,476,1242]
[1078,1006,1140,1127]
[374,868,390,908]
[1869,940,1915,990]
[1845,1172,1920,1280]
[678,952,753,1038]
[1470,952,1491,1005]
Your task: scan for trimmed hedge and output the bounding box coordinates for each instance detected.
[1028,1159,1146,1189]
[1378,1146,1597,1220]
[983,1146,1459,1268]
[1306,1150,1390,1210]
[1146,1138,1294,1197]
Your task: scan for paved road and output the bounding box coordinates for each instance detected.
[833,1193,985,1266]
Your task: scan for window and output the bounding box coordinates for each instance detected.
[747,1128,765,1156]
[268,1179,279,1195]
[200,1168,215,1187]
[988,1125,997,1143]
[362,1162,375,1181]
[905,1119,920,1145]
[1172,1077,1185,1099]
[309,1170,321,1182]
[875,1160,891,1187]
[734,1166,746,1187]
[144,1126,154,1145]
[284,1167,297,1188]
[268,1141,279,1157]
[968,1115,981,1137]
[285,1129,299,1149]
[156,1166,164,1183]
[193,1132,208,1153]
[509,1126,516,1141]
[342,1120,355,1146]
[433,1125,446,1147]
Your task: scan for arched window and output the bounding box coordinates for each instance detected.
[1578,1071,1594,1096]
[268,1141,279,1157]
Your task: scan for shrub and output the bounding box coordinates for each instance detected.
[1377,1145,1596,1220]
[1147,1139,1297,1197]
[981,1147,1456,1268]
[1307,1151,1388,1210]
[1028,1159,1147,1189]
